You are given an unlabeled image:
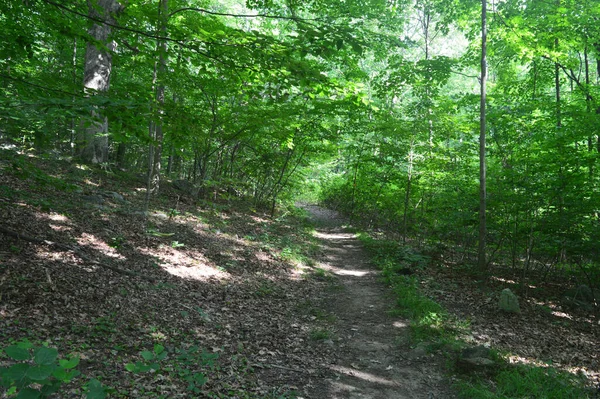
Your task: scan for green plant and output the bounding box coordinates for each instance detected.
[125,344,219,394]
[125,344,167,373]
[168,208,181,218]
[0,341,105,399]
[92,315,117,336]
[309,267,333,281]
[171,240,185,248]
[108,235,125,249]
[9,245,21,254]
[454,364,590,399]
[309,328,332,341]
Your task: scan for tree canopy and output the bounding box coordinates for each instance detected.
[1,0,600,277]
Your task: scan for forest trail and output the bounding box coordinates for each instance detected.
[301,205,454,399]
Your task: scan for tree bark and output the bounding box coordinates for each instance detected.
[147,0,168,196]
[478,0,487,273]
[79,0,122,164]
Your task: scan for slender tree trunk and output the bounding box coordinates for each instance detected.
[147,0,168,196]
[270,147,296,217]
[70,38,78,155]
[79,0,122,164]
[478,0,488,272]
[555,38,561,129]
[403,139,415,243]
[116,142,127,169]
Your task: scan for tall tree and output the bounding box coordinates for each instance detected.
[478,0,487,272]
[146,0,168,198]
[79,0,123,164]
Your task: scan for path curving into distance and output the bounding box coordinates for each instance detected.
[301,204,454,399]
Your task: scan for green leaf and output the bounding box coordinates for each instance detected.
[5,346,30,361]
[192,372,207,386]
[16,387,41,399]
[140,351,154,361]
[137,364,153,372]
[33,347,58,365]
[53,367,80,382]
[59,357,80,369]
[124,363,137,372]
[6,363,29,382]
[86,378,106,399]
[26,365,54,381]
[153,344,165,355]
[16,341,34,350]
[40,381,62,396]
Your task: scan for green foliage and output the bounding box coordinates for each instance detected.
[455,365,591,399]
[0,341,91,399]
[309,328,333,341]
[360,235,452,342]
[125,344,218,395]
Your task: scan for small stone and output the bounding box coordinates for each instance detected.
[499,288,521,313]
[457,345,495,372]
[103,191,126,203]
[82,195,104,205]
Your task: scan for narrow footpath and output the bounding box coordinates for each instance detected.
[302,205,454,399]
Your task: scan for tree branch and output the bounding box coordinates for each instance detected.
[168,6,320,23]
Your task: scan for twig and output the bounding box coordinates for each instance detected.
[0,225,156,282]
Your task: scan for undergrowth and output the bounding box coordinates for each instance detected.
[358,233,592,399]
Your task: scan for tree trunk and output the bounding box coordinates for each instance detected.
[403,139,415,243]
[478,0,488,273]
[79,0,122,164]
[116,142,127,169]
[147,0,168,196]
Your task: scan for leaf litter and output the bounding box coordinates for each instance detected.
[0,155,336,398]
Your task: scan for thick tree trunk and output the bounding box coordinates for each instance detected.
[79,0,122,164]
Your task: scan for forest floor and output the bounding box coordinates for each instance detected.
[0,150,451,398]
[1,150,598,398]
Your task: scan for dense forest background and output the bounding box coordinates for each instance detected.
[1,0,600,284]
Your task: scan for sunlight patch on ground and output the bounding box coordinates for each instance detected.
[76,233,126,260]
[531,299,574,320]
[318,261,375,277]
[506,354,549,368]
[330,365,399,387]
[34,211,73,232]
[137,246,228,280]
[551,310,573,320]
[34,247,71,262]
[46,213,70,222]
[333,269,370,277]
[82,178,99,187]
[508,353,597,383]
[49,223,71,232]
[313,231,357,240]
[290,264,312,280]
[490,275,537,289]
[393,320,409,328]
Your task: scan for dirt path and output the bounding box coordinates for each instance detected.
[302,205,454,399]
